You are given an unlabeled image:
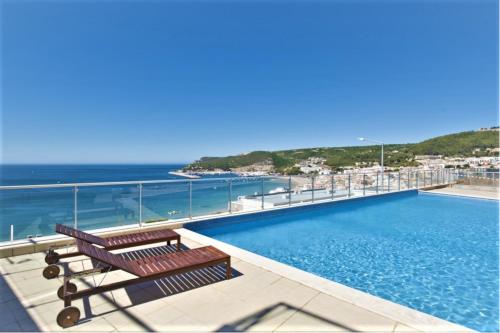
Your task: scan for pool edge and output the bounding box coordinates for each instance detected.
[177,228,476,333]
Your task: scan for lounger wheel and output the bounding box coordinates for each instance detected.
[42,265,60,279]
[57,306,80,328]
[45,252,59,265]
[57,283,77,300]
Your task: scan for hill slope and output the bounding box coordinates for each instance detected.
[412,131,498,155]
[186,130,499,173]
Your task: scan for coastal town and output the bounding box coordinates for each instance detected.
[172,127,500,179]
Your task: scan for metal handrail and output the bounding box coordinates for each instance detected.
[0,176,274,190]
[2,168,496,243]
[0,170,463,191]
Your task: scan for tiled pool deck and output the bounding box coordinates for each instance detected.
[426,187,499,200]
[0,187,491,332]
[1,231,473,332]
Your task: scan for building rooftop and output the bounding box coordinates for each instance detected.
[0,230,458,332]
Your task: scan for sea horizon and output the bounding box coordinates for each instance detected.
[0,164,190,186]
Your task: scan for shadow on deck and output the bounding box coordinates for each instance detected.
[0,260,41,331]
[216,301,357,332]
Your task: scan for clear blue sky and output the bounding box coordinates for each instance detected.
[1,0,498,164]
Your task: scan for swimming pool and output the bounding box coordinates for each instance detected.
[188,191,499,332]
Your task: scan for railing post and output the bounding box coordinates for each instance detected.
[332,174,336,199]
[376,172,379,194]
[10,225,14,242]
[398,172,401,191]
[189,181,192,219]
[363,174,366,196]
[331,174,334,200]
[138,183,143,227]
[387,173,391,192]
[407,171,411,189]
[416,171,419,188]
[380,172,384,193]
[288,176,292,206]
[261,178,265,210]
[74,186,78,229]
[311,176,315,202]
[348,174,351,197]
[430,171,433,186]
[228,179,232,213]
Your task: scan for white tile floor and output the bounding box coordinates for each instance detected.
[0,236,418,332]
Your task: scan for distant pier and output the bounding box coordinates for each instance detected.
[168,171,201,179]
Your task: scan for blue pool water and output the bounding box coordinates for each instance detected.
[189,192,499,332]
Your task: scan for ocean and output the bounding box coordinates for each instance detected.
[0,164,286,242]
[0,164,187,186]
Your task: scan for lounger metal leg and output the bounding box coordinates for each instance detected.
[58,251,83,260]
[63,277,72,307]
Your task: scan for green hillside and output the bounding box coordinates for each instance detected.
[185,130,499,174]
[412,130,499,156]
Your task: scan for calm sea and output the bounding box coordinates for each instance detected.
[0,164,285,242]
[0,164,187,186]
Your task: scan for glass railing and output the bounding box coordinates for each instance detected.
[0,168,473,243]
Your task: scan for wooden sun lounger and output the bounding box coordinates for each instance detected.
[56,239,231,328]
[43,224,181,279]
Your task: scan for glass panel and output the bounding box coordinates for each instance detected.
[191,179,229,217]
[445,169,451,184]
[0,187,74,242]
[332,174,349,199]
[230,177,263,213]
[415,170,421,188]
[421,170,428,187]
[141,182,189,224]
[378,172,384,192]
[312,174,333,201]
[262,177,290,207]
[360,173,375,195]
[289,175,313,204]
[406,171,412,189]
[77,185,140,230]
[351,173,367,196]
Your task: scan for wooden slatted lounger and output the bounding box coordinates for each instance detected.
[56,239,231,328]
[43,224,181,279]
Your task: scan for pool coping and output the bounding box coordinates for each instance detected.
[420,189,500,201]
[176,228,476,333]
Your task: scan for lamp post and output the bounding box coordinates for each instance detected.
[358,137,384,172]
